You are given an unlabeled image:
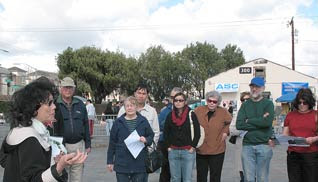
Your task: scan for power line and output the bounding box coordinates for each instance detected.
[0,17,308,33]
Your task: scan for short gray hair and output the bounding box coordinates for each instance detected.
[205,91,222,104]
[171,87,183,94]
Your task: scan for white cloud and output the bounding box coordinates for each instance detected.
[0,0,317,78]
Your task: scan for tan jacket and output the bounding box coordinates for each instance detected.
[194,106,232,155]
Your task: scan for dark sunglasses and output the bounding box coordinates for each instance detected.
[207,99,218,104]
[299,101,308,105]
[174,99,185,103]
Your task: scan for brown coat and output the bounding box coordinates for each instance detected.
[194,106,232,155]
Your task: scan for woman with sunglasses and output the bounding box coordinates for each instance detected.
[194,91,232,182]
[163,92,201,182]
[283,88,318,182]
[0,78,87,182]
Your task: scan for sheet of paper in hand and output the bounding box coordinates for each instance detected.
[124,130,145,159]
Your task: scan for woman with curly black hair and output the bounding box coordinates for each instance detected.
[0,77,87,182]
[283,88,318,182]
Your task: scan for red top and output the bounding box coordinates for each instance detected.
[284,110,318,153]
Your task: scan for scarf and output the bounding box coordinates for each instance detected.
[172,106,189,126]
[31,118,51,144]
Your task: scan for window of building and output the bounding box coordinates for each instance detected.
[254,66,266,80]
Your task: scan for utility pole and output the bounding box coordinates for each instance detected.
[289,17,295,70]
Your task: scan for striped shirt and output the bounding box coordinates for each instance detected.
[125,119,137,133]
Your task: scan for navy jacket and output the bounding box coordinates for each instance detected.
[107,113,154,173]
[158,103,172,142]
[53,96,91,149]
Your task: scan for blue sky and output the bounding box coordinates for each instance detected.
[0,3,4,12]
[298,0,318,25]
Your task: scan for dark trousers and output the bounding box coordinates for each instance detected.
[116,172,147,182]
[287,151,318,182]
[196,152,225,182]
[158,141,171,182]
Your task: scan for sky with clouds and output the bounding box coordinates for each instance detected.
[0,0,317,78]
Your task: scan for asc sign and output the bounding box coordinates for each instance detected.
[215,83,239,92]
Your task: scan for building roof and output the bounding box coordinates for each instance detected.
[8,66,27,73]
[209,58,317,81]
[0,67,10,74]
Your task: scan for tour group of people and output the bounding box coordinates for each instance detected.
[0,76,317,182]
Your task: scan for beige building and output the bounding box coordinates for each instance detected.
[205,58,318,110]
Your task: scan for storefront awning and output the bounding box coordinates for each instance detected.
[276,92,297,103]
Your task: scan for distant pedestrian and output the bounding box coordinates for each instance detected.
[86,99,96,138]
[107,96,154,182]
[236,77,274,182]
[103,102,115,136]
[283,88,318,182]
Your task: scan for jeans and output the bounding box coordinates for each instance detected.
[241,144,273,182]
[116,172,147,182]
[106,119,114,136]
[168,149,195,182]
[287,151,318,182]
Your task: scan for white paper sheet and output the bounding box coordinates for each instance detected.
[124,130,145,159]
[50,136,67,157]
[275,135,309,147]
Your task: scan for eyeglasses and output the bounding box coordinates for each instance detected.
[174,99,185,103]
[207,99,218,104]
[299,101,308,105]
[170,95,175,99]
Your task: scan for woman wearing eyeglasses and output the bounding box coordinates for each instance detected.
[163,92,201,182]
[0,78,87,182]
[194,91,232,182]
[283,88,318,182]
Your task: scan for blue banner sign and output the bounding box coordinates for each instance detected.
[215,83,239,92]
[282,82,308,95]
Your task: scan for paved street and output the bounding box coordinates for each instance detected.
[0,124,288,182]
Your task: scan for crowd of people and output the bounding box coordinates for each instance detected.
[0,76,317,182]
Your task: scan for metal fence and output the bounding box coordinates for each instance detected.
[92,114,117,137]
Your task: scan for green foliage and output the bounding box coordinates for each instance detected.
[56,42,245,102]
[0,101,10,114]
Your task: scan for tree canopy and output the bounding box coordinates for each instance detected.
[56,42,245,103]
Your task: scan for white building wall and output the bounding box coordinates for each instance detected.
[205,59,318,109]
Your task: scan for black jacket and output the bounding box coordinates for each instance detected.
[0,128,67,182]
[164,107,200,149]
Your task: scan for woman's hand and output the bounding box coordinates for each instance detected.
[140,136,147,144]
[188,147,195,153]
[306,136,318,145]
[221,133,227,142]
[56,149,87,174]
[107,164,114,172]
